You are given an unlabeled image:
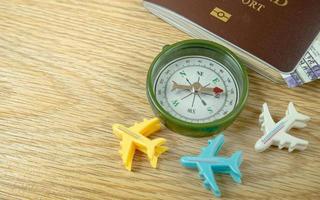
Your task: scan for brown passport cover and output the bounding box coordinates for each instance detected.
[145,0,320,72]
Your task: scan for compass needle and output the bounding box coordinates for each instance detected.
[171,81,193,92]
[201,86,224,95]
[171,81,177,91]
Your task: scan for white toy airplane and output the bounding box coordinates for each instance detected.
[255,102,310,152]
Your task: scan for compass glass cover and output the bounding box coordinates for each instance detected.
[154,55,240,124]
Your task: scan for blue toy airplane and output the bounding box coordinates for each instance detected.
[180,134,243,197]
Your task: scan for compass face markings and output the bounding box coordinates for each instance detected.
[154,56,239,123]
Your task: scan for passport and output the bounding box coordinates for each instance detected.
[143,0,320,85]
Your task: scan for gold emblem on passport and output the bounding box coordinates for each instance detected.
[211,7,232,22]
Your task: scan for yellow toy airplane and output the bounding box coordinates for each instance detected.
[113,118,168,171]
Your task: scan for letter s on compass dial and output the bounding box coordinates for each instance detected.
[147,40,249,137]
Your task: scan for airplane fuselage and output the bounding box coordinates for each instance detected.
[181,156,232,172]
[256,115,295,151]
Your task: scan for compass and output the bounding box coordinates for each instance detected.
[146,40,249,137]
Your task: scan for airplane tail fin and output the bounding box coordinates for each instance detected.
[286,102,310,128]
[149,146,168,168]
[228,151,243,183]
[147,138,167,159]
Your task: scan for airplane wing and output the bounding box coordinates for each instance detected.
[285,102,310,130]
[197,163,221,197]
[273,132,309,152]
[119,138,136,171]
[259,103,276,134]
[200,134,224,157]
[129,118,161,137]
[113,124,136,171]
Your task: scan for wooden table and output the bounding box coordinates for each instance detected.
[0,1,319,199]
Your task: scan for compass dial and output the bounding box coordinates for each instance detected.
[155,56,239,123]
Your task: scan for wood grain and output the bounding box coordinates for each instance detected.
[0,0,319,199]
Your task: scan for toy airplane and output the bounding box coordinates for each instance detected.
[113,118,168,171]
[180,134,243,197]
[255,102,310,153]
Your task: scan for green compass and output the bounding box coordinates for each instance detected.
[146,40,249,137]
